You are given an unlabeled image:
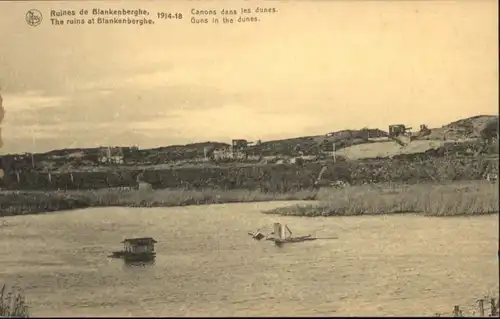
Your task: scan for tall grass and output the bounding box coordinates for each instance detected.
[0,188,317,217]
[74,188,316,207]
[0,284,29,318]
[1,180,498,218]
[264,180,499,217]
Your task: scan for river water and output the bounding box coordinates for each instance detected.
[0,201,498,316]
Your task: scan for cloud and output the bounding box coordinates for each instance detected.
[3,82,232,127]
[4,91,67,111]
[2,92,69,130]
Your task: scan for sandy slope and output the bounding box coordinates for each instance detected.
[336,139,446,160]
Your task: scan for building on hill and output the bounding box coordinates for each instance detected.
[210,147,227,160]
[210,145,247,161]
[389,124,411,137]
[231,139,248,159]
[232,139,248,151]
[213,146,234,160]
[98,147,124,164]
[207,140,249,161]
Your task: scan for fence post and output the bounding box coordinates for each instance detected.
[477,299,485,317]
[490,298,498,317]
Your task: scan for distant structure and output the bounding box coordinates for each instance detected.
[201,139,261,162]
[234,139,250,160]
[243,140,262,160]
[232,139,248,151]
[388,124,412,137]
[418,124,431,137]
[98,147,124,164]
[212,146,233,160]
[109,237,157,262]
[231,139,248,159]
[388,124,413,147]
[209,139,250,161]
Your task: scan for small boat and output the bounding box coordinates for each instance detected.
[249,223,318,246]
[109,237,157,262]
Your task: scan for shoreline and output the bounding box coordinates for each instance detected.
[1,180,498,218]
[0,188,317,218]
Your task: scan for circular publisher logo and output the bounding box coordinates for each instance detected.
[26,9,43,27]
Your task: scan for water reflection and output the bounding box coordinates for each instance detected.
[122,259,155,269]
[0,204,497,317]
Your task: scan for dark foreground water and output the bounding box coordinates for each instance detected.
[0,202,498,316]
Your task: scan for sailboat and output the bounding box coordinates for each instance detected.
[248,222,317,246]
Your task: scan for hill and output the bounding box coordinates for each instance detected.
[130,142,229,163]
[246,128,388,157]
[330,115,498,160]
[2,115,497,165]
[336,140,446,160]
[422,115,498,141]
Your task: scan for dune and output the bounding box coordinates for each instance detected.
[336,139,446,160]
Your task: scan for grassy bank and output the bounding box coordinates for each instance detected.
[263,180,499,217]
[1,155,497,192]
[0,188,317,217]
[1,180,497,218]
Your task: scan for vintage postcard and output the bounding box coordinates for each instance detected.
[0,0,498,317]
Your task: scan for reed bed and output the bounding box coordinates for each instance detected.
[1,180,497,218]
[0,284,29,318]
[0,188,317,217]
[78,188,317,207]
[264,180,499,217]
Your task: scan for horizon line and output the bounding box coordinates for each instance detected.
[2,113,497,156]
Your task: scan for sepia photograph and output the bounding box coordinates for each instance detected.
[0,0,498,317]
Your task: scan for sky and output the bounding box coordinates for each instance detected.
[0,0,498,154]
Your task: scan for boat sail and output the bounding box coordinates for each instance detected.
[248,222,316,246]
